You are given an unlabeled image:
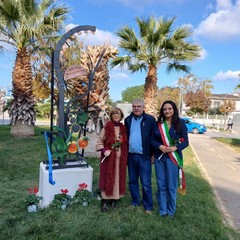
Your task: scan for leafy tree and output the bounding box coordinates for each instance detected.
[156,87,180,111]
[111,16,201,116]
[32,78,51,102]
[177,74,213,96]
[36,101,51,118]
[177,74,213,115]
[0,0,68,136]
[185,90,211,114]
[219,100,236,126]
[219,100,236,115]
[121,85,144,102]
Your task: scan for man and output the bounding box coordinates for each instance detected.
[124,99,155,213]
[227,118,233,131]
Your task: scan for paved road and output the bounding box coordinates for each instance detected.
[189,130,240,230]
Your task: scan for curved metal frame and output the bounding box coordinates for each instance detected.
[54,25,96,130]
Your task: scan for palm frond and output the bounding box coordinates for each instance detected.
[166,62,190,73]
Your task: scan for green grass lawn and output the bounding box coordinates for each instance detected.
[0,125,240,240]
[215,137,240,153]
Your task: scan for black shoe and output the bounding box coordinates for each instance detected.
[111,200,118,210]
[101,199,108,212]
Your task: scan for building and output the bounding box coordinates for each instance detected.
[209,93,240,114]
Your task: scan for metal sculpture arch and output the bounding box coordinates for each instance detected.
[42,25,108,185]
[54,25,96,130]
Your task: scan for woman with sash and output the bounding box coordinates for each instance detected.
[151,100,189,218]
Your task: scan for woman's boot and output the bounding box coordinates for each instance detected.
[101,199,108,212]
[111,199,118,210]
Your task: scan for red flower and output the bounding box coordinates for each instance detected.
[78,183,88,191]
[61,189,69,194]
[180,138,184,143]
[33,186,38,194]
[27,186,39,195]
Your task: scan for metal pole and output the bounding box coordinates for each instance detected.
[178,88,182,116]
[50,51,54,132]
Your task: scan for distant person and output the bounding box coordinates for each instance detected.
[151,100,189,218]
[96,107,128,212]
[227,118,233,131]
[124,99,155,214]
[212,119,215,129]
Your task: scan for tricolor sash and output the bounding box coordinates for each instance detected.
[158,122,186,195]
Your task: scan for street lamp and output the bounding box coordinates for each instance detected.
[178,87,182,116]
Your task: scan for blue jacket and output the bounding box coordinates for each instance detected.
[124,112,156,159]
[151,119,189,160]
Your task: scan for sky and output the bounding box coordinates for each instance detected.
[1,0,240,101]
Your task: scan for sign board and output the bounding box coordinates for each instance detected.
[64,65,88,80]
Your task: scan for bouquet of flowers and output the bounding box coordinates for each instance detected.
[112,134,124,149]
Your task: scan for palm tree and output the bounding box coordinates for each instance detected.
[111,16,201,116]
[0,0,68,136]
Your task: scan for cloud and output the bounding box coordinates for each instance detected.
[110,72,130,80]
[65,24,119,47]
[195,0,240,40]
[198,48,208,60]
[110,69,131,80]
[213,70,240,81]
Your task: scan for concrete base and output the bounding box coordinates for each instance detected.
[38,162,93,207]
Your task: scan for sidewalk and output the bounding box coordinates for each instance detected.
[189,131,240,230]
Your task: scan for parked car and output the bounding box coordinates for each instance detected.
[182,117,207,134]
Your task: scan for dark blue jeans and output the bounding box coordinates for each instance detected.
[155,154,179,216]
[128,154,153,210]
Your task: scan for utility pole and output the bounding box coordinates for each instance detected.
[178,87,182,116]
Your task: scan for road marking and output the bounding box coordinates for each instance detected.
[210,148,215,152]
[227,163,236,171]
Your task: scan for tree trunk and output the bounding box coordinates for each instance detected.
[143,65,158,117]
[9,48,36,137]
[10,120,34,137]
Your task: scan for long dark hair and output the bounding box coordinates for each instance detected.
[158,100,181,133]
